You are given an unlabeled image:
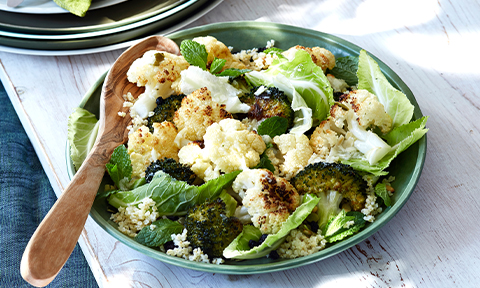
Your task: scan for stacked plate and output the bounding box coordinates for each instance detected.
[0,0,223,55]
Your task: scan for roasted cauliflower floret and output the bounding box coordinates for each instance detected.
[127,50,189,118]
[327,74,350,94]
[127,121,178,179]
[192,36,247,70]
[309,117,360,164]
[338,89,392,133]
[173,87,232,147]
[232,169,301,234]
[178,119,266,181]
[309,89,393,165]
[282,45,335,72]
[272,133,313,180]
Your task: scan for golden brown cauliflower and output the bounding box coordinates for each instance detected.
[282,45,335,72]
[192,36,247,70]
[309,118,343,158]
[272,133,313,180]
[173,87,232,147]
[309,89,393,164]
[338,89,393,133]
[178,119,266,181]
[127,121,178,179]
[127,51,188,90]
[232,169,301,235]
[127,50,189,118]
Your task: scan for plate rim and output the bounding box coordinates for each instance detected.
[0,0,128,14]
[0,0,198,38]
[66,21,427,274]
[0,0,220,52]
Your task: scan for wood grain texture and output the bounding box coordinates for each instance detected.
[18,35,181,287]
[1,0,479,287]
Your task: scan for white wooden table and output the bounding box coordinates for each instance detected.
[1,0,479,287]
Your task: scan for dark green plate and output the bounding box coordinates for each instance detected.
[66,21,427,274]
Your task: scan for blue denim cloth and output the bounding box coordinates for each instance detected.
[0,81,98,288]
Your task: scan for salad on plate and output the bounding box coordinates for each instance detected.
[68,35,428,265]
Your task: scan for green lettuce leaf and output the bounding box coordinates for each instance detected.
[67,107,99,170]
[323,211,366,243]
[223,194,320,259]
[245,49,333,134]
[357,50,414,129]
[135,218,184,247]
[217,190,238,217]
[107,171,240,216]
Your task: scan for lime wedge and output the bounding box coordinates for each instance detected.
[53,0,92,17]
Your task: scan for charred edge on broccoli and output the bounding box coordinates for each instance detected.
[146,94,185,133]
[239,86,294,128]
[291,162,367,211]
[145,157,196,184]
[184,198,243,258]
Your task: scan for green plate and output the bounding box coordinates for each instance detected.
[0,0,216,51]
[66,21,427,274]
[0,0,189,35]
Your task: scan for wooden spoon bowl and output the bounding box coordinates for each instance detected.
[20,35,180,287]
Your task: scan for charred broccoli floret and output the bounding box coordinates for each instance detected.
[184,198,243,258]
[144,157,196,184]
[240,86,294,128]
[291,162,367,229]
[146,94,185,132]
[292,162,367,211]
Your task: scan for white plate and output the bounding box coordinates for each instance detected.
[0,0,127,14]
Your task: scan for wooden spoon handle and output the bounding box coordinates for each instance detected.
[20,144,110,287]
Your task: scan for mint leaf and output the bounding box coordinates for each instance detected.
[328,56,359,86]
[254,152,275,173]
[210,57,226,74]
[180,40,208,70]
[257,116,289,138]
[106,145,132,190]
[135,218,183,247]
[217,68,251,78]
[375,183,392,207]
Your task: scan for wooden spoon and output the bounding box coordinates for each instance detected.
[20,35,180,287]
